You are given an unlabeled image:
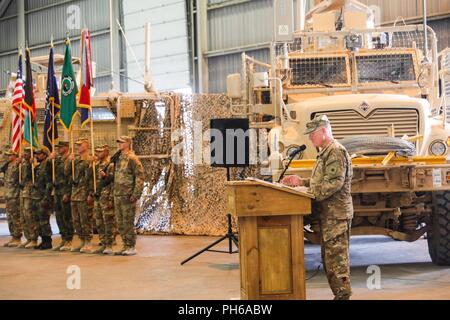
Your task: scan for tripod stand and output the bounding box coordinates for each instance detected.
[180,167,239,265]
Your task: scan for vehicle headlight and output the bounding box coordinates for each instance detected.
[429,140,447,156]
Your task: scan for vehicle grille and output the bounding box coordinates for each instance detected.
[312,109,419,140]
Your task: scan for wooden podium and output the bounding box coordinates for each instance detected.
[226,179,313,300]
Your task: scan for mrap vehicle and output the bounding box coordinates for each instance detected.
[225,0,450,265]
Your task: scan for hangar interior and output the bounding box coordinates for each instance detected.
[1,0,450,300]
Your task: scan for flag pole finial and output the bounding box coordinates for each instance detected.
[50,35,54,48]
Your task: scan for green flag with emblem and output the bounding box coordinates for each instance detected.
[60,39,78,131]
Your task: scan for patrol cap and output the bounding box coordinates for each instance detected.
[304,114,331,135]
[95,145,106,152]
[34,148,48,155]
[117,136,132,144]
[56,141,70,148]
[75,138,89,145]
[5,150,18,156]
[23,147,32,153]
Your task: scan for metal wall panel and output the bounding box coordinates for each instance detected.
[361,0,450,23]
[208,48,270,93]
[26,0,110,46]
[208,0,273,52]
[122,0,190,92]
[0,53,17,94]
[0,17,17,52]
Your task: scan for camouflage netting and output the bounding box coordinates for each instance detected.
[133,93,265,236]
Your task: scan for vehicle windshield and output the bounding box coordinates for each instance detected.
[356,53,416,83]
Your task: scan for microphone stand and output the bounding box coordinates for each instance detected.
[277,151,302,183]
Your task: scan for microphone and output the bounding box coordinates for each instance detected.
[287,144,306,159]
[277,144,307,183]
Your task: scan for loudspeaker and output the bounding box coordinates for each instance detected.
[210,118,250,168]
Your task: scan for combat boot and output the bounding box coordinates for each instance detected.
[91,245,106,254]
[52,240,67,251]
[25,240,38,249]
[18,240,31,248]
[80,240,93,253]
[114,246,127,255]
[60,240,72,251]
[39,236,53,250]
[70,240,85,252]
[122,246,137,256]
[102,246,114,255]
[7,237,22,247]
[3,238,13,247]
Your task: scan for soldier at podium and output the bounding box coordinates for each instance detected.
[281,114,353,300]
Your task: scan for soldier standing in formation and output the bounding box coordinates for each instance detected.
[30,149,53,250]
[49,141,74,251]
[67,138,94,253]
[2,136,145,257]
[1,150,23,247]
[282,114,354,300]
[111,136,144,256]
[19,148,39,249]
[90,144,115,255]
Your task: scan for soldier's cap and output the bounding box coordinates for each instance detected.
[95,145,106,152]
[117,136,132,144]
[23,147,32,153]
[5,150,18,156]
[56,141,70,148]
[304,114,330,135]
[34,148,48,155]
[75,138,89,145]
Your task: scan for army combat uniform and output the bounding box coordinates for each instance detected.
[90,146,116,254]
[30,150,53,249]
[20,150,39,249]
[114,136,144,255]
[53,142,74,251]
[65,143,93,252]
[1,152,23,247]
[304,115,353,300]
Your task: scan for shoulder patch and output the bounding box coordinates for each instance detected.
[325,161,341,176]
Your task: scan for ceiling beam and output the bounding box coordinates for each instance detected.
[0,0,12,18]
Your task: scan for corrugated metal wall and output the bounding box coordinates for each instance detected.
[0,0,113,96]
[360,0,450,23]
[122,0,190,92]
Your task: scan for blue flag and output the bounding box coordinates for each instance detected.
[43,46,60,152]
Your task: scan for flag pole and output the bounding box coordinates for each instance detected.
[90,108,96,194]
[26,46,35,184]
[50,36,56,183]
[70,129,74,179]
[18,49,23,182]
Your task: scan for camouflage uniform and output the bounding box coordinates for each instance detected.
[90,152,116,249]
[30,154,53,243]
[54,150,74,243]
[20,155,39,245]
[2,156,22,243]
[305,115,353,300]
[65,154,93,243]
[113,146,144,250]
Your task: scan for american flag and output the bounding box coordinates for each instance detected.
[11,54,25,153]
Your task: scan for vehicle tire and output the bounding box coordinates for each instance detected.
[428,191,450,265]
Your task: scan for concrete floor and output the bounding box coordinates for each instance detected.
[1,218,450,300]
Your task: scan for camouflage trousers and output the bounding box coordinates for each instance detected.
[94,199,116,246]
[31,198,53,238]
[6,197,22,238]
[114,196,137,247]
[71,200,93,241]
[320,217,352,300]
[54,194,74,241]
[21,197,38,241]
